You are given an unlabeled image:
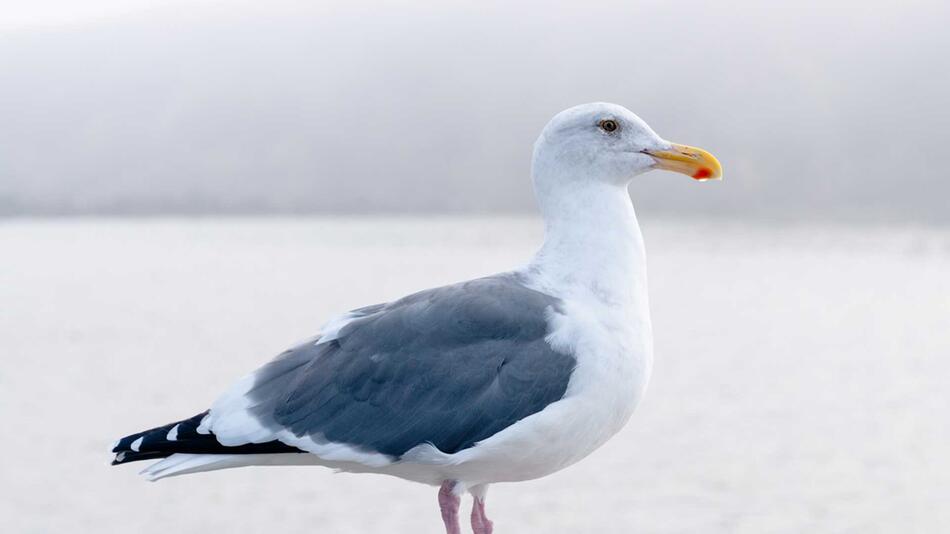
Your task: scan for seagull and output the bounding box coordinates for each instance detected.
[111,102,721,534]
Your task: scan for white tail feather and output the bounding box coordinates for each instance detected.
[141,453,322,481]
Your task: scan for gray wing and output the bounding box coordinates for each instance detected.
[246,274,575,458]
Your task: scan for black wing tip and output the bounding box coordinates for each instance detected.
[110,409,305,467]
[112,450,170,465]
[110,411,210,465]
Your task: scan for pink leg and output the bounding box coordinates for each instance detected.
[471,495,494,534]
[438,481,462,534]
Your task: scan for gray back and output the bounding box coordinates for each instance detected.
[247,274,576,458]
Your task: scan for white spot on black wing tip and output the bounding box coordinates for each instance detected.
[130,436,144,452]
[116,451,127,462]
[166,424,179,441]
[196,413,212,435]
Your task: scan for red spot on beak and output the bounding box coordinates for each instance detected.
[692,168,712,180]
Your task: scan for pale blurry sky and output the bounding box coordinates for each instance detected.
[1,0,948,220]
[0,0,210,29]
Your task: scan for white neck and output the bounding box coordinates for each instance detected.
[526,178,648,313]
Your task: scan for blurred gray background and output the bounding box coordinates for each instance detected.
[1,0,947,221]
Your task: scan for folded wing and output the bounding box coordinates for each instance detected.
[203,274,576,464]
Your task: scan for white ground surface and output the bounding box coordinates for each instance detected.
[2,216,949,533]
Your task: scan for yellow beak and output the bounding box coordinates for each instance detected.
[642,143,722,181]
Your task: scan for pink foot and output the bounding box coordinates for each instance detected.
[438,481,462,534]
[471,496,494,534]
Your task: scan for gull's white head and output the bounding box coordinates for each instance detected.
[532,102,722,189]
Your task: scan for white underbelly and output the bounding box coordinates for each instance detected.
[439,305,653,489]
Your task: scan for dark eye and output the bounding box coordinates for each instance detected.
[599,119,619,133]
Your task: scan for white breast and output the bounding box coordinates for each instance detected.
[549,298,653,454]
[432,291,653,491]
